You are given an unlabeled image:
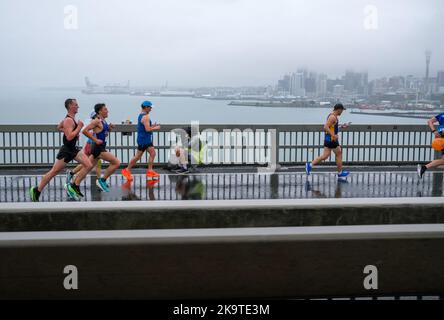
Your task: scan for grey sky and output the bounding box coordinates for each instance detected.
[0,0,443,87]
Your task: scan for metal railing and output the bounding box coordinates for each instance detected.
[0,124,436,167]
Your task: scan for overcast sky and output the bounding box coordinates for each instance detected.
[0,0,443,87]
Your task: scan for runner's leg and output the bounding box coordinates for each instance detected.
[72,151,93,186]
[99,152,121,180]
[425,156,444,170]
[127,150,145,171]
[332,146,343,172]
[38,159,67,192]
[148,146,156,172]
[72,163,83,175]
[312,148,332,167]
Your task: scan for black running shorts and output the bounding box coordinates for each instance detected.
[324,140,340,149]
[56,145,81,163]
[91,143,107,159]
[137,143,154,152]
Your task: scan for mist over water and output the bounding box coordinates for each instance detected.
[0,87,425,125]
[0,0,441,125]
[0,0,443,87]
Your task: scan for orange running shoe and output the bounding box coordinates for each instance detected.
[146,170,160,179]
[122,180,133,191]
[146,180,159,187]
[121,168,133,181]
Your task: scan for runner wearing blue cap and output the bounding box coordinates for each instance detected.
[122,101,161,181]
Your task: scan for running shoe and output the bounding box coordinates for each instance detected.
[121,168,133,181]
[146,170,160,179]
[96,178,110,192]
[64,183,79,201]
[417,164,427,179]
[29,186,40,202]
[169,164,181,172]
[174,167,189,175]
[70,183,84,198]
[305,162,312,175]
[146,180,160,187]
[122,180,133,191]
[337,170,350,178]
[66,170,74,185]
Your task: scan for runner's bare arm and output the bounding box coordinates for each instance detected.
[142,115,161,132]
[324,115,336,137]
[428,116,441,138]
[57,120,64,132]
[82,119,103,144]
[63,118,83,141]
[340,122,351,129]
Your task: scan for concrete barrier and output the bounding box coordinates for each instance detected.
[0,224,443,299]
[1,198,443,299]
[0,198,444,231]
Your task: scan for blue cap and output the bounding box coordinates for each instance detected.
[141,100,153,108]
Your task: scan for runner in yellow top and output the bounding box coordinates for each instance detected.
[305,103,350,178]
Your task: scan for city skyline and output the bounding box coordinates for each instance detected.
[34,66,444,91]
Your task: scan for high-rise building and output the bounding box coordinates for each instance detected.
[369,77,388,96]
[289,72,305,97]
[425,50,431,95]
[437,71,444,94]
[305,72,317,94]
[297,68,308,81]
[333,85,344,97]
[357,72,369,96]
[344,70,368,95]
[388,76,405,91]
[344,70,357,92]
[437,71,444,86]
[327,78,344,93]
[277,74,291,94]
[316,73,328,98]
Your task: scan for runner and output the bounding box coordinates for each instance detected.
[29,98,93,202]
[64,111,102,185]
[305,103,350,178]
[121,101,161,181]
[417,112,444,179]
[80,103,120,191]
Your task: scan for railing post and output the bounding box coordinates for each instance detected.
[257,127,278,174]
[275,127,280,166]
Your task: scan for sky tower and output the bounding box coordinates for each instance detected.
[425,50,431,95]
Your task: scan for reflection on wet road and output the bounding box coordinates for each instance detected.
[1,171,443,202]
